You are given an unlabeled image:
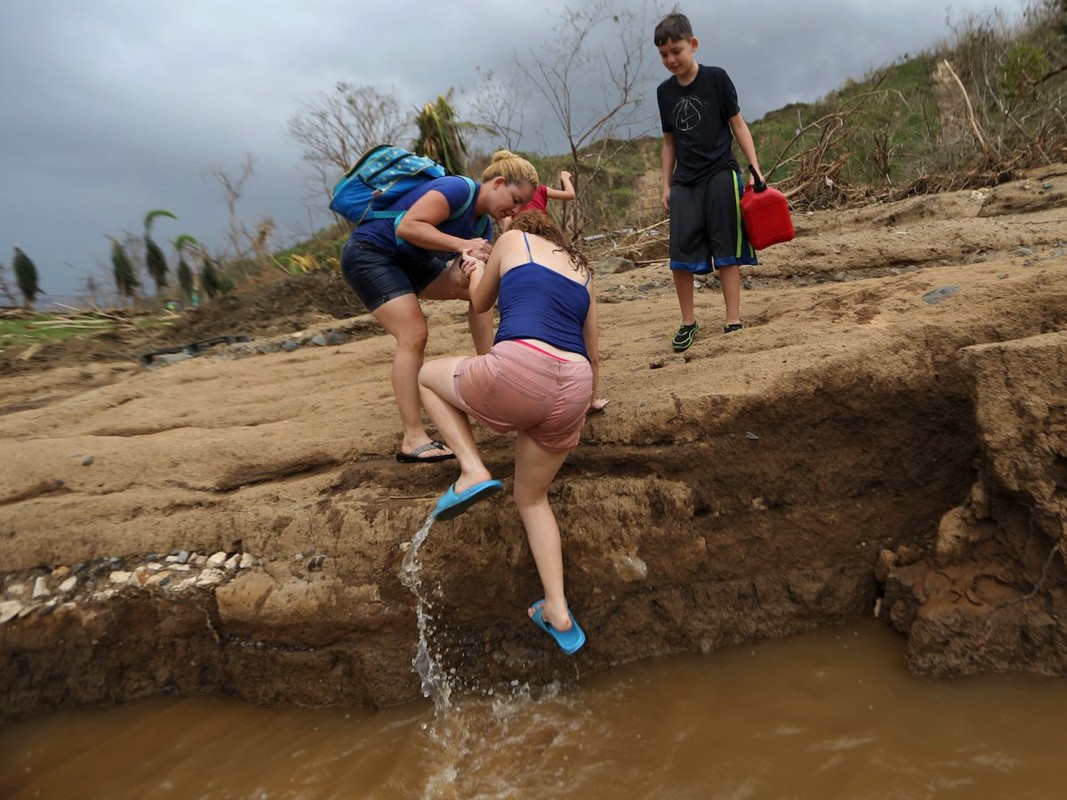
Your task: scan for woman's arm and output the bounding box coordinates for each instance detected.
[395,188,490,258]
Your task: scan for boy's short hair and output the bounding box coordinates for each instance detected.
[654,12,693,46]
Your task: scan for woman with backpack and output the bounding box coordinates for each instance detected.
[417,210,604,655]
[341,150,539,463]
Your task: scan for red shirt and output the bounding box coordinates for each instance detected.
[520,184,549,213]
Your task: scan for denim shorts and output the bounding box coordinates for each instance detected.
[341,239,448,311]
[453,340,593,453]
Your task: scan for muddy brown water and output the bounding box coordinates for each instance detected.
[2,620,1066,799]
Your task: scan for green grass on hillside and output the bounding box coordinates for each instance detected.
[0,314,173,349]
[752,57,941,187]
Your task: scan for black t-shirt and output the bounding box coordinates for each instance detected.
[657,64,741,185]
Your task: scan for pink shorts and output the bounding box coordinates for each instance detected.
[453,340,593,453]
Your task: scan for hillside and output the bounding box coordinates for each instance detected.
[2,163,1065,721]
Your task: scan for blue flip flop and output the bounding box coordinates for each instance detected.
[433,479,504,521]
[530,600,586,655]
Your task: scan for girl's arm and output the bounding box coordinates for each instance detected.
[467,231,514,313]
[583,283,608,411]
[544,171,576,202]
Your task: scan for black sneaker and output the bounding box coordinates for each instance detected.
[723,323,744,334]
[672,322,700,351]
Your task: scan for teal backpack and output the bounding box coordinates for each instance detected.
[329,145,489,239]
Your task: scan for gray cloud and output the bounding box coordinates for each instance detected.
[0,0,1015,302]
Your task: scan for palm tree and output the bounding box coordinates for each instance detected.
[413,91,469,175]
[12,247,42,309]
[110,238,139,305]
[200,258,233,299]
[173,234,200,304]
[144,209,178,296]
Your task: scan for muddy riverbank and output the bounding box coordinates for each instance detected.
[3,166,1066,722]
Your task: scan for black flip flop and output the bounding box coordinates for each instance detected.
[396,440,455,463]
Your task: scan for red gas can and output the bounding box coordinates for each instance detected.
[740,167,794,250]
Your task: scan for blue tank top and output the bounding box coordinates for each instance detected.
[493,233,591,360]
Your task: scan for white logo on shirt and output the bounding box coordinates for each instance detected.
[673,96,704,132]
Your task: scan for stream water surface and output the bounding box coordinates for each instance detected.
[3,515,1066,798]
[4,619,1067,799]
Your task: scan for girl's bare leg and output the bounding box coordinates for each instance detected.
[418,357,492,492]
[513,432,573,632]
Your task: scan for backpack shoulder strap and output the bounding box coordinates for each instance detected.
[454,176,492,238]
[446,176,478,221]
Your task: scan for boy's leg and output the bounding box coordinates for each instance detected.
[707,169,758,330]
[673,269,696,325]
[671,269,700,351]
[668,181,707,350]
[717,264,741,327]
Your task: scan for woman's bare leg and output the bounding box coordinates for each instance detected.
[373,294,450,459]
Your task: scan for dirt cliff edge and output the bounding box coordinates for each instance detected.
[2,167,1066,722]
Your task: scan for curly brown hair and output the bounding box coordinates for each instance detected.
[507,210,591,276]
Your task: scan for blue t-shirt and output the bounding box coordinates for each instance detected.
[494,238,591,359]
[657,64,741,185]
[350,175,492,264]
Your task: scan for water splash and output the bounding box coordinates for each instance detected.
[399,510,572,798]
[399,512,453,713]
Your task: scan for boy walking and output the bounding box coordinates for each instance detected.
[655,11,763,351]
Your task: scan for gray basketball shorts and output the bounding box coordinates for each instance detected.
[669,168,758,274]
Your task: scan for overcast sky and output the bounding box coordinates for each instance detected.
[0,0,1021,303]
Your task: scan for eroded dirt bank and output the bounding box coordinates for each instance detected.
[2,167,1066,723]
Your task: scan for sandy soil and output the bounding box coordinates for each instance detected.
[1,165,1065,720]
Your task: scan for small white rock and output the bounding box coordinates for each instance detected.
[109,571,133,585]
[32,577,51,599]
[238,553,255,569]
[207,551,227,567]
[5,582,26,598]
[58,576,78,594]
[196,569,224,586]
[0,600,22,623]
[224,555,240,571]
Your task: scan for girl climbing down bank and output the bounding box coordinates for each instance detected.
[418,211,605,654]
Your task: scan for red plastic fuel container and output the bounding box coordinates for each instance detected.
[740,166,794,250]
